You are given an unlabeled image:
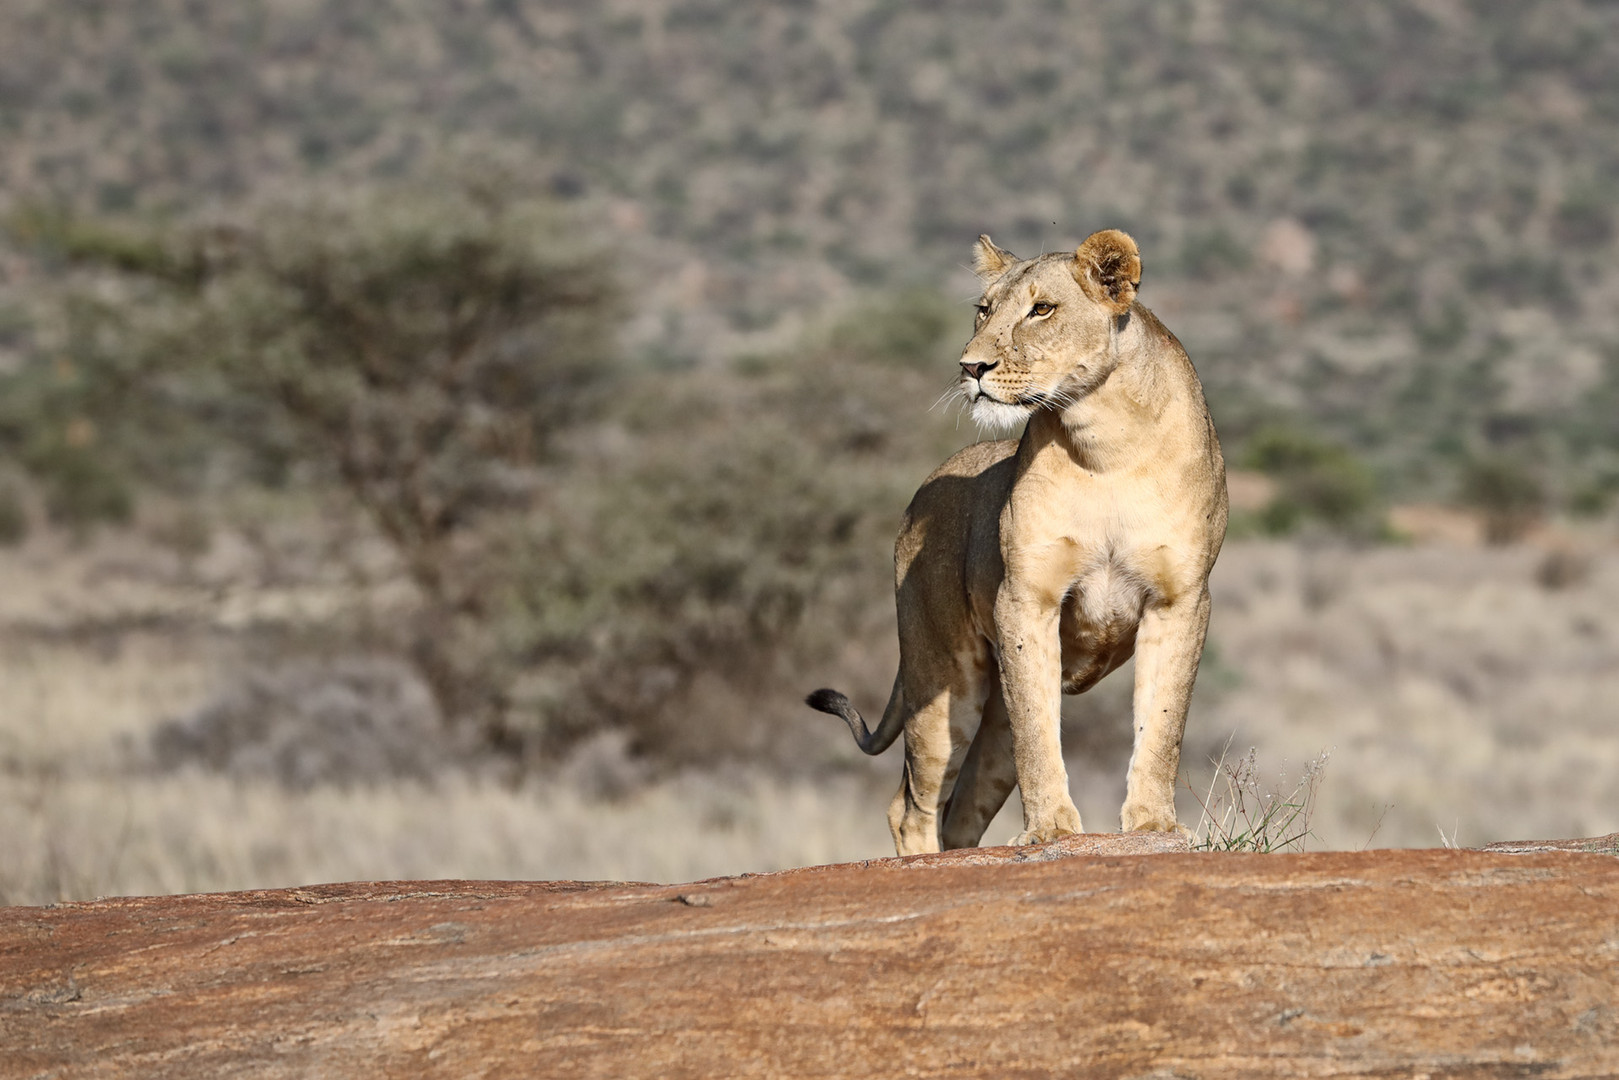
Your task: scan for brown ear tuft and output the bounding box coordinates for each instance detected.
[973,234,1019,282]
[1074,229,1141,314]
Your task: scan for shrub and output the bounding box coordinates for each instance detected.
[1242,424,1381,537]
[0,480,27,545]
[826,287,960,370]
[0,287,154,534]
[17,177,614,744]
[1179,227,1251,279]
[27,442,133,531]
[13,185,970,771]
[148,657,449,789]
[1457,455,1544,545]
[489,326,956,764]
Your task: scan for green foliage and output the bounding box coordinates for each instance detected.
[1553,188,1615,248]
[0,296,154,532]
[827,288,961,371]
[11,0,1619,771]
[3,0,1619,508]
[492,306,966,763]
[1567,469,1619,518]
[1179,227,1251,279]
[0,481,28,546]
[19,178,615,739]
[1242,425,1381,536]
[28,442,133,530]
[1457,455,1545,544]
[7,206,203,283]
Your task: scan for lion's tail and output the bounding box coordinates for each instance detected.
[805,676,905,755]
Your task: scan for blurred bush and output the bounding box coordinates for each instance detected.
[148,657,448,789]
[0,479,27,545]
[4,1,1619,532]
[13,177,615,747]
[11,186,968,770]
[1239,424,1383,538]
[1458,454,1546,545]
[493,294,967,765]
[0,287,154,533]
[1179,227,1252,280]
[826,288,960,371]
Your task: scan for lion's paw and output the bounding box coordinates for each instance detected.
[1010,807,1083,846]
[1121,803,1190,838]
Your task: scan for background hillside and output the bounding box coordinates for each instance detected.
[3,0,1619,901]
[8,1,1619,498]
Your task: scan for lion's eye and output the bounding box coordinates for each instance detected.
[975,304,990,321]
[1030,302,1055,318]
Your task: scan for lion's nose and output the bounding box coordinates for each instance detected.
[961,359,998,380]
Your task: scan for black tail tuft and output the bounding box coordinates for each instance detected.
[806,685,898,755]
[805,688,852,717]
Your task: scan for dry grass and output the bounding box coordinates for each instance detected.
[5,522,1619,905]
[1187,744,1332,853]
[1183,537,1619,849]
[0,523,1026,905]
[0,770,906,906]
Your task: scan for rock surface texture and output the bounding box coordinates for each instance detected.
[3,833,1618,1079]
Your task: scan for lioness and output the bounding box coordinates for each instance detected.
[808,229,1226,855]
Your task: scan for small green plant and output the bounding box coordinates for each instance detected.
[1187,743,1332,853]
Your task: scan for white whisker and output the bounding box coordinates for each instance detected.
[929,382,966,413]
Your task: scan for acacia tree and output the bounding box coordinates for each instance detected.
[27,180,613,745]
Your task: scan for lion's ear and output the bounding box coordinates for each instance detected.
[1074,229,1141,314]
[973,234,1018,282]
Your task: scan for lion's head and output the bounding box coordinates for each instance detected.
[958,229,1142,432]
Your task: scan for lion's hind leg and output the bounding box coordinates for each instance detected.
[886,657,991,856]
[939,675,1019,849]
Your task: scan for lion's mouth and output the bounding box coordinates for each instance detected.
[962,376,1049,421]
[962,383,1025,405]
[973,386,1053,409]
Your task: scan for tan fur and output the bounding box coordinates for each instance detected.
[810,230,1227,855]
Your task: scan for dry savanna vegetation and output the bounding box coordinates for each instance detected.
[3,1,1619,903]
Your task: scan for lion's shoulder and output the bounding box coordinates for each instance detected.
[926,439,1018,482]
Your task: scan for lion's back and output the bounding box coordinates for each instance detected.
[925,439,1020,483]
[893,439,1017,599]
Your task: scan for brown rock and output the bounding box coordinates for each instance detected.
[1480,830,1619,855]
[3,837,1617,1078]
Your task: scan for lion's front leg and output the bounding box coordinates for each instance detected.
[994,586,1083,844]
[1121,587,1212,835]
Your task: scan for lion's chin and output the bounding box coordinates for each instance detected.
[970,397,1036,435]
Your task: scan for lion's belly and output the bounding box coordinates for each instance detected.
[1057,559,1147,694]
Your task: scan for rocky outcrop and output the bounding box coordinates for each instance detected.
[4,834,1617,1078]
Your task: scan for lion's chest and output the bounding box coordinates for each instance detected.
[1055,546,1151,693]
[1007,469,1192,690]
[982,447,1209,690]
